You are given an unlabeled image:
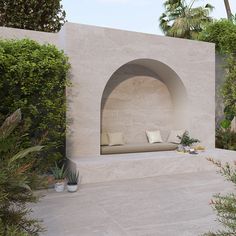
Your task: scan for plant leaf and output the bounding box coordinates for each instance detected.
[9,146,43,164]
[220,119,231,129]
[0,109,21,139]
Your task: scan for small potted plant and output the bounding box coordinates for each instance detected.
[51,162,67,192]
[178,131,200,153]
[66,169,79,192]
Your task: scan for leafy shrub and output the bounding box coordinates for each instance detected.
[221,56,236,126]
[0,109,44,236]
[0,39,70,172]
[178,131,200,147]
[216,128,236,151]
[51,162,67,180]
[203,159,236,236]
[66,169,79,185]
[0,0,66,32]
[199,19,236,53]
[199,20,236,141]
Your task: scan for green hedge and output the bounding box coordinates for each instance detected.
[199,20,236,134]
[0,39,70,171]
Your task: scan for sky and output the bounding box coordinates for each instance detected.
[61,0,236,35]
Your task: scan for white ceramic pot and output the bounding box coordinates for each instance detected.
[54,181,65,192]
[67,184,78,192]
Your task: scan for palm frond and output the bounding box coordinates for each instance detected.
[8,146,44,165]
[160,0,214,39]
[0,109,21,139]
[205,3,214,11]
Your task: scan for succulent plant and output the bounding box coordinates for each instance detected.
[178,131,200,147]
[66,169,79,185]
[51,162,66,180]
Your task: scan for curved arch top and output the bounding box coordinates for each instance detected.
[101,58,188,111]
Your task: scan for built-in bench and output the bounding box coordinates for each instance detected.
[101,142,178,155]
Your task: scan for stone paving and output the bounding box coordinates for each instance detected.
[33,171,233,236]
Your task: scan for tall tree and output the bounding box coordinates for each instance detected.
[159,0,214,39]
[0,0,66,32]
[224,0,233,21]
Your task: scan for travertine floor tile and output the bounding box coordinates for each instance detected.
[33,171,233,236]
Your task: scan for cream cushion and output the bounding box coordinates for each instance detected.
[146,130,163,144]
[101,133,109,146]
[108,132,124,146]
[167,130,185,144]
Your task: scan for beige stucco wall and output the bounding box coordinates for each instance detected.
[0,23,215,159]
[0,26,59,47]
[102,75,174,144]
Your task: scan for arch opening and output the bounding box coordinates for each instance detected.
[101,59,188,153]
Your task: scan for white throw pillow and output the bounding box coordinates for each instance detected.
[101,133,109,146]
[167,130,185,144]
[146,130,163,144]
[108,132,125,146]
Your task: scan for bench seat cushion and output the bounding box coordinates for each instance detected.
[101,142,178,155]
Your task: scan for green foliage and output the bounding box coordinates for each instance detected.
[51,163,66,180]
[159,0,213,39]
[221,56,236,119]
[0,0,66,32]
[0,110,44,236]
[199,19,236,53]
[216,55,236,133]
[178,131,199,147]
[220,119,231,129]
[216,128,236,150]
[199,20,236,136]
[203,159,236,235]
[0,39,70,172]
[0,223,28,236]
[66,169,79,185]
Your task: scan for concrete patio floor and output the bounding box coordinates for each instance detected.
[33,170,234,236]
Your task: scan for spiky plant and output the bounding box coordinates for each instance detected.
[0,109,44,236]
[51,162,66,181]
[66,169,79,185]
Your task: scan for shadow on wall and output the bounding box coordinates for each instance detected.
[215,54,226,128]
[101,58,188,144]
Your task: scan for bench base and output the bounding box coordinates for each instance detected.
[70,149,236,184]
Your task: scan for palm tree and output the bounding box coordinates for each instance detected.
[159,0,214,39]
[224,0,233,21]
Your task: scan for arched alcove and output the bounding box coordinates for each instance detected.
[101,59,188,150]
